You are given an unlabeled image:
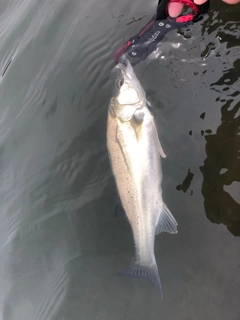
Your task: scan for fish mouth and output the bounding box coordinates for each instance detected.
[118,55,128,68]
[116,55,130,75]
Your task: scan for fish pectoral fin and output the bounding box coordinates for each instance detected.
[119,261,163,299]
[115,199,128,220]
[133,109,145,123]
[153,125,166,158]
[146,100,152,108]
[155,203,178,235]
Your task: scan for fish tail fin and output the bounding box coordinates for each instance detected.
[155,203,178,235]
[119,261,163,299]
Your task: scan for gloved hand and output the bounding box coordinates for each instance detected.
[168,0,240,17]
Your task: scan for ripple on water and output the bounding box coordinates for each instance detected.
[3,248,69,320]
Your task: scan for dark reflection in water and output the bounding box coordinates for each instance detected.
[176,169,194,193]
[200,99,240,236]
[200,43,240,236]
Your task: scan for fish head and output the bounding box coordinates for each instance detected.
[110,57,146,122]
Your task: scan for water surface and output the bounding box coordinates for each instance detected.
[0,0,239,319]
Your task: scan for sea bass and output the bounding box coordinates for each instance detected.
[106,57,177,298]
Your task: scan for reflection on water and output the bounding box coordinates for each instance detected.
[176,169,194,193]
[173,7,240,237]
[200,13,240,236]
[200,98,240,236]
[200,81,240,237]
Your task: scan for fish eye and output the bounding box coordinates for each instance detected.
[116,79,124,88]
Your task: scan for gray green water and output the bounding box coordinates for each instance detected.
[0,0,239,319]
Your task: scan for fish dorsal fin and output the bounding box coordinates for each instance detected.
[155,203,178,235]
[153,125,166,158]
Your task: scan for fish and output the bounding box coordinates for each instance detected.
[106,57,178,298]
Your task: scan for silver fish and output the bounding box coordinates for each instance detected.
[107,57,177,298]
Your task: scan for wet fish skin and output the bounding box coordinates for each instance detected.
[107,57,177,298]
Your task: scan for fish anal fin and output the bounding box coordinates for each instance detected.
[119,262,163,299]
[155,203,178,235]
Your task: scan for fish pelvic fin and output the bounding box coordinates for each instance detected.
[156,203,178,235]
[119,261,163,299]
[153,124,166,158]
